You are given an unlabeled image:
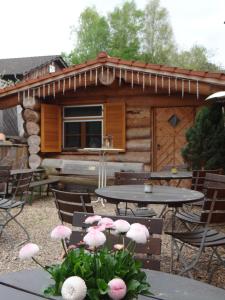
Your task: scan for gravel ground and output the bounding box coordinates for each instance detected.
[0,196,224,289]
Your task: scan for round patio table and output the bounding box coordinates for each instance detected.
[0,269,224,300]
[95,184,204,208]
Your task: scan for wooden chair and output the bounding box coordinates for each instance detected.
[51,188,94,226]
[70,212,163,270]
[114,172,156,217]
[0,171,33,244]
[167,173,225,280]
[176,173,225,230]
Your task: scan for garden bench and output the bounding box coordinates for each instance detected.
[29,178,59,204]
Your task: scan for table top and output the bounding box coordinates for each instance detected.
[0,269,224,300]
[10,168,45,175]
[83,147,124,153]
[95,185,204,206]
[151,171,192,180]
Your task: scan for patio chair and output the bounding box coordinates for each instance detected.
[0,166,12,198]
[176,173,225,231]
[71,212,163,270]
[0,171,33,244]
[51,188,94,225]
[114,172,156,217]
[166,174,225,280]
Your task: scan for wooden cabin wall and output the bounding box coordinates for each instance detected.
[43,82,205,171]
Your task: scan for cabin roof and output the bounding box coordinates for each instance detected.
[0,51,225,99]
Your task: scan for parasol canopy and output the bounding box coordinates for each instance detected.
[205,91,225,103]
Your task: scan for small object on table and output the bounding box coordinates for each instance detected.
[171,167,178,174]
[144,179,153,193]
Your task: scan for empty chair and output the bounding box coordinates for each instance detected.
[167,173,225,280]
[0,166,12,198]
[176,173,225,230]
[114,172,156,217]
[51,188,94,226]
[71,212,163,270]
[0,171,33,244]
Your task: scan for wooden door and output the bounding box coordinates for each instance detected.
[154,107,195,171]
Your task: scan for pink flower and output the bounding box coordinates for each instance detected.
[61,276,87,300]
[108,278,127,300]
[84,215,102,225]
[87,224,106,232]
[83,230,106,248]
[98,217,114,229]
[51,225,72,240]
[126,223,149,244]
[113,220,130,233]
[19,243,39,260]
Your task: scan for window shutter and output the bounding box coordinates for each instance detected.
[41,104,62,152]
[104,102,126,150]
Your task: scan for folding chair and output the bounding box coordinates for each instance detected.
[166,174,225,280]
[0,171,33,245]
[71,212,163,270]
[114,172,156,217]
[176,173,225,231]
[51,188,94,226]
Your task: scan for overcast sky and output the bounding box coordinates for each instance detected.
[1,0,225,67]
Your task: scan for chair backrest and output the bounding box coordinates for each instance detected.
[71,212,163,270]
[0,166,11,195]
[200,173,225,224]
[11,171,33,200]
[51,188,94,225]
[191,169,223,192]
[114,172,150,185]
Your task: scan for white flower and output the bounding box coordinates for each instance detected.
[126,223,149,244]
[113,220,130,233]
[84,215,102,225]
[98,217,114,229]
[87,224,106,232]
[50,225,72,240]
[61,276,87,300]
[83,230,106,248]
[19,243,39,260]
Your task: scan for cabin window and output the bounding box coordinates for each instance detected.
[63,105,103,149]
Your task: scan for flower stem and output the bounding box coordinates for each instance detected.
[31,257,52,275]
[61,239,67,256]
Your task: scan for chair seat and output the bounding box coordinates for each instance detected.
[176,210,204,224]
[116,207,157,217]
[167,228,225,247]
[0,200,24,209]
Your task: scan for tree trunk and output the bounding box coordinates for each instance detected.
[28,145,40,154]
[25,122,40,135]
[28,154,42,169]
[27,135,41,147]
[23,109,40,123]
[23,96,40,110]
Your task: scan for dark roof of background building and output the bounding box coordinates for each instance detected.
[0,55,68,76]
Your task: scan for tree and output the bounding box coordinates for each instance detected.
[108,0,143,60]
[69,7,110,64]
[182,104,225,171]
[175,45,221,71]
[141,0,177,65]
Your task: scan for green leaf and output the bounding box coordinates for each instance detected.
[97,278,108,294]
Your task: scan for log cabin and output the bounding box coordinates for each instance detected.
[0,51,224,172]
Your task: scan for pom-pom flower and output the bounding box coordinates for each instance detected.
[84,215,102,225]
[114,244,124,251]
[98,217,114,229]
[83,230,106,248]
[51,225,72,240]
[126,223,149,244]
[61,276,87,300]
[113,220,130,233]
[87,224,106,232]
[19,243,39,260]
[108,278,127,300]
